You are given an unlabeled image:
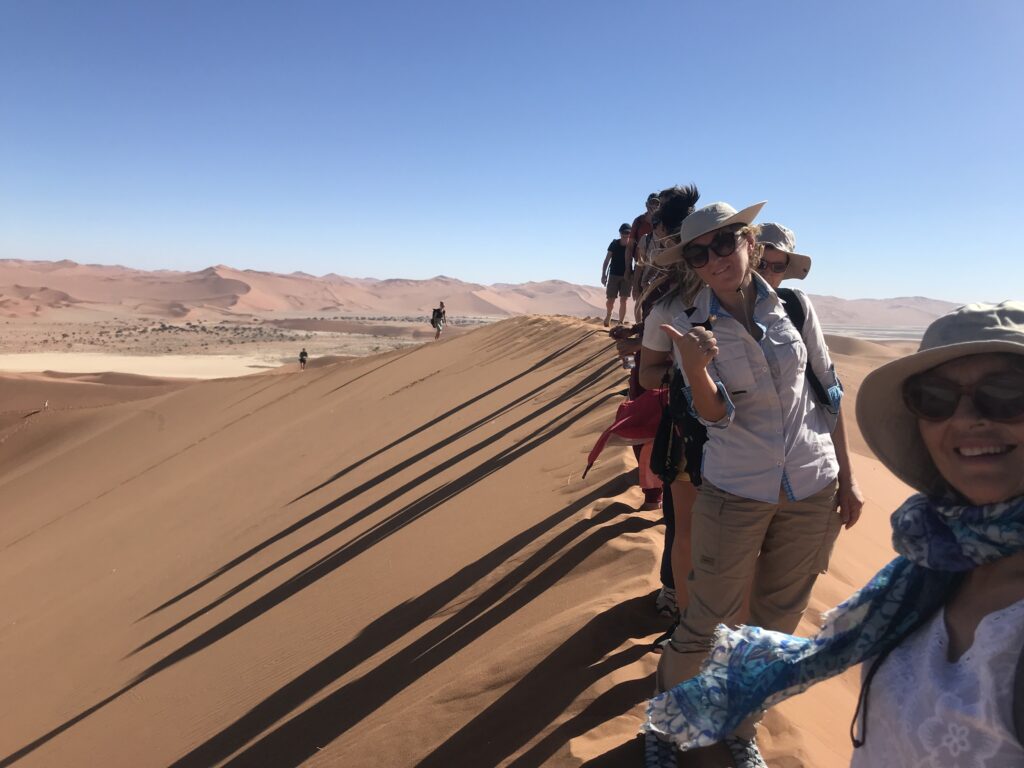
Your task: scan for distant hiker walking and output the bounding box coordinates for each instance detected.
[298,348,308,370]
[431,301,447,340]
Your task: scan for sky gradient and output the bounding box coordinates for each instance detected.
[2,0,1022,302]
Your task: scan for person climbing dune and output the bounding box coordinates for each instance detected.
[431,301,447,340]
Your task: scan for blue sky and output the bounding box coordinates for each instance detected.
[2,0,1022,302]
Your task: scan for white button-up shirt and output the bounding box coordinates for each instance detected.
[670,276,841,503]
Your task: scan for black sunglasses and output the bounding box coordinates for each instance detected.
[757,255,790,274]
[903,370,1024,422]
[682,227,742,269]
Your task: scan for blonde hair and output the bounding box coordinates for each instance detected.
[737,224,762,277]
[670,261,704,306]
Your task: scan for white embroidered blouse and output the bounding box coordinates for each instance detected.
[851,597,1024,767]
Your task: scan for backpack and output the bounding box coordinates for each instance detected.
[430,308,441,324]
[653,293,832,486]
[648,309,710,486]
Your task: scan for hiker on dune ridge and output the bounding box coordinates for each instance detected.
[431,301,446,340]
[602,224,632,327]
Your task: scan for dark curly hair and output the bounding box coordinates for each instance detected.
[653,184,700,235]
[650,184,703,305]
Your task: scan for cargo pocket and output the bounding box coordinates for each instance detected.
[692,487,727,575]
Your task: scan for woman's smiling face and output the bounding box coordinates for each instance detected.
[916,354,1024,505]
[688,226,753,294]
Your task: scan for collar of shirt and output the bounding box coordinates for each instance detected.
[691,273,774,327]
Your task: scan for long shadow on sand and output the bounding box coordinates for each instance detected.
[168,498,655,767]
[0,384,626,767]
[296,328,605,501]
[131,378,620,656]
[142,331,612,620]
[415,593,662,768]
[138,353,618,645]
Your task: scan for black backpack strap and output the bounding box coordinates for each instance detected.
[664,307,711,486]
[777,287,831,407]
[776,287,805,331]
[1014,643,1024,747]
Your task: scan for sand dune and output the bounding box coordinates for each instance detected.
[810,295,958,328]
[0,353,288,380]
[0,371,188,438]
[269,318,450,340]
[0,317,908,767]
[0,259,958,327]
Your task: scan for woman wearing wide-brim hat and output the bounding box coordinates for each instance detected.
[645,301,1024,767]
[646,201,859,766]
[751,222,867,553]
[753,222,812,289]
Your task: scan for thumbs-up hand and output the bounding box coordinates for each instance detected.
[660,324,718,374]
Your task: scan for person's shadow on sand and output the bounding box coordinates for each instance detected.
[414,593,662,768]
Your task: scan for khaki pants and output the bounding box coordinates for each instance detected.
[656,478,841,738]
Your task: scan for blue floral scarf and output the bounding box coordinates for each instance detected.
[644,493,1024,750]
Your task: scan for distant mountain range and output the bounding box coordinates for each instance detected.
[0,259,959,327]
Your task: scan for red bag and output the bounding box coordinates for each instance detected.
[582,388,664,478]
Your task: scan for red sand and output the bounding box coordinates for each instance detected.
[0,316,910,767]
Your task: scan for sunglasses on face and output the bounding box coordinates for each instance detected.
[682,227,742,269]
[903,370,1024,422]
[756,255,790,274]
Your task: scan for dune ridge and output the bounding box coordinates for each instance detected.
[0,258,957,326]
[0,317,906,767]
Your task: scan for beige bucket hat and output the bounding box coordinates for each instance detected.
[757,222,812,281]
[653,201,765,267]
[856,301,1024,495]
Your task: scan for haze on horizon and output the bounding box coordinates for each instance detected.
[2,1,1022,304]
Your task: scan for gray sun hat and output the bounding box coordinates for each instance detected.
[757,222,812,280]
[856,301,1024,495]
[653,201,765,267]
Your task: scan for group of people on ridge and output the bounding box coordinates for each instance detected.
[595,189,1023,767]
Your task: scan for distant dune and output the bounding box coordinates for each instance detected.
[0,316,912,767]
[809,294,959,328]
[0,259,958,327]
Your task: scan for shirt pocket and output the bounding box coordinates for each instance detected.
[711,344,755,396]
[766,322,806,382]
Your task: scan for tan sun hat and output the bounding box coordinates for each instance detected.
[856,301,1024,495]
[653,201,765,267]
[757,222,812,280]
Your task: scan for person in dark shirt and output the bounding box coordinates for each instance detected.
[601,223,632,327]
[431,301,447,340]
[298,348,308,370]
